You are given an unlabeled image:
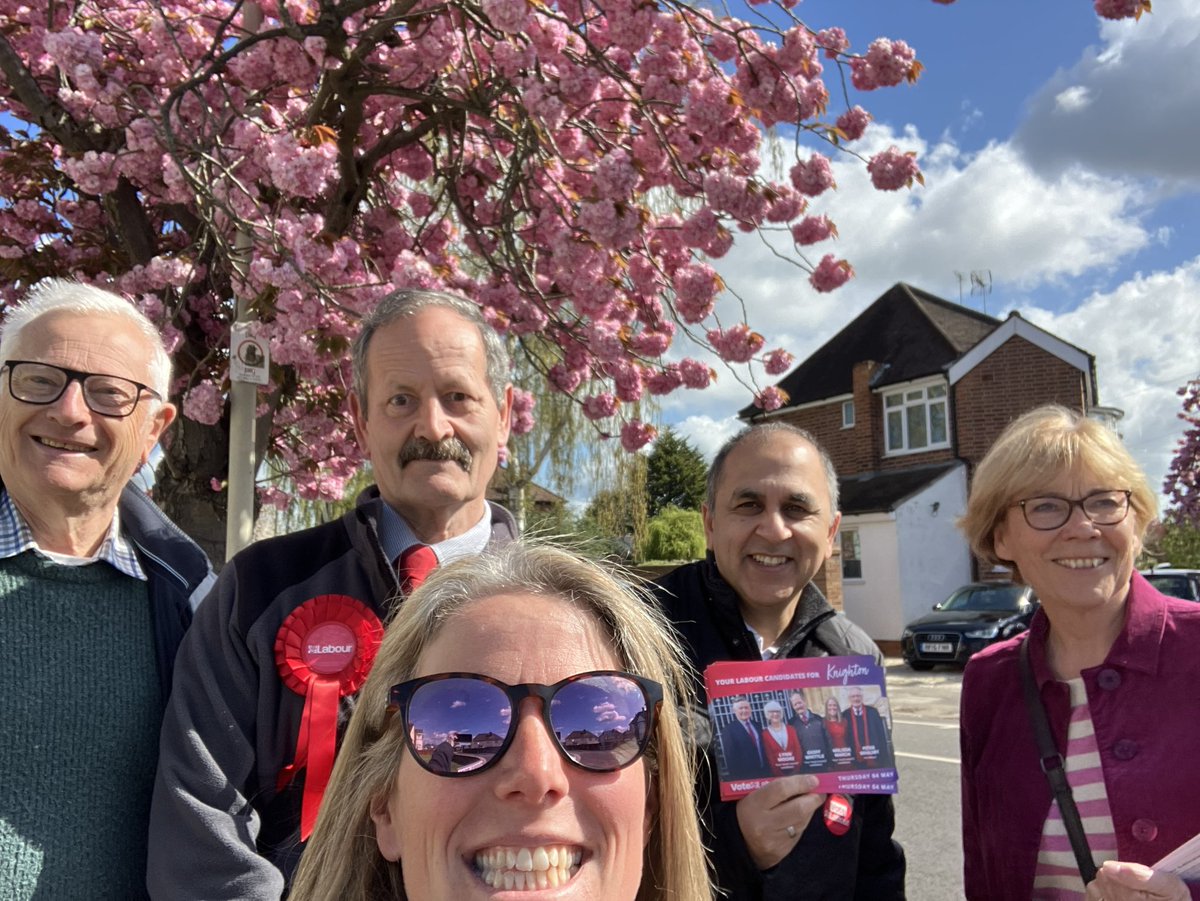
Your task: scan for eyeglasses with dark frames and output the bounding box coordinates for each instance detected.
[1012,489,1132,531]
[387,670,662,777]
[2,360,162,418]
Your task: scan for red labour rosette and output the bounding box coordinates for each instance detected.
[274,594,384,840]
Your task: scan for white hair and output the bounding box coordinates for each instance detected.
[763,700,785,715]
[0,279,171,397]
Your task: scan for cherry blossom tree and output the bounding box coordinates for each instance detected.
[1164,376,1200,527]
[0,0,1149,557]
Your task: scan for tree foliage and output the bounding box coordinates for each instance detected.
[1164,376,1200,527]
[641,504,705,562]
[1143,514,1200,570]
[645,426,706,517]
[0,0,1147,554]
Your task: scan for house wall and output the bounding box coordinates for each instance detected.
[894,465,972,632]
[840,513,900,642]
[953,335,1087,465]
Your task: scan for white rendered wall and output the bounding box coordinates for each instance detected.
[840,513,900,641]
[894,465,972,634]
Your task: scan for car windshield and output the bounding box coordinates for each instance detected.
[939,585,1025,612]
[1144,574,1195,599]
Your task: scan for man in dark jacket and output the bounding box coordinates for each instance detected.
[149,290,518,899]
[654,423,905,901]
[0,280,214,900]
[788,692,833,772]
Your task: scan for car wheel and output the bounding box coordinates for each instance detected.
[908,661,934,672]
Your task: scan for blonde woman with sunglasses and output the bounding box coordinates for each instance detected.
[289,542,712,901]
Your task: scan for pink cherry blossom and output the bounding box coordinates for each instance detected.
[620,420,657,452]
[707,325,765,363]
[1094,0,1151,19]
[792,215,836,246]
[754,386,789,411]
[810,255,855,292]
[583,392,619,421]
[836,106,871,141]
[763,348,795,375]
[790,154,835,197]
[867,147,922,191]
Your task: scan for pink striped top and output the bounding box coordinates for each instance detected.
[1031,678,1117,899]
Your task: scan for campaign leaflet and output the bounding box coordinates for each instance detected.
[704,655,899,802]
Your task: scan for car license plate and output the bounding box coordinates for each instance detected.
[920,642,953,654]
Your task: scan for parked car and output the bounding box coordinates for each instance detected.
[901,581,1039,671]
[1141,566,1200,602]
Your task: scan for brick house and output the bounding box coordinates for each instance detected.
[741,282,1118,644]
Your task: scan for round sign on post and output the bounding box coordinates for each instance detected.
[230,322,270,385]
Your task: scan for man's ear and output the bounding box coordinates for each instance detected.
[350,391,372,462]
[138,402,177,468]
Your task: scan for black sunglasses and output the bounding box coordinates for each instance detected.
[387,671,662,777]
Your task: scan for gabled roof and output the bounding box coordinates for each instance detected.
[740,283,999,418]
[838,463,962,516]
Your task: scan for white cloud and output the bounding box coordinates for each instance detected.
[672,415,742,464]
[1015,258,1200,506]
[1053,85,1093,113]
[656,124,1152,432]
[1015,1,1200,185]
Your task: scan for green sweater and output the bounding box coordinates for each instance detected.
[0,553,161,901]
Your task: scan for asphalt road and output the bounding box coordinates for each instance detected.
[886,658,966,900]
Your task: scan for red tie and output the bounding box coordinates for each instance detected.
[398,544,437,593]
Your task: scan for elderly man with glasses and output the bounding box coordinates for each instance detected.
[0,280,215,900]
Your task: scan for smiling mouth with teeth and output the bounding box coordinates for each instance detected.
[750,554,788,566]
[1056,558,1107,569]
[36,436,95,452]
[474,845,582,891]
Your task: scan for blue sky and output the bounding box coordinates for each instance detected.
[660,0,1200,508]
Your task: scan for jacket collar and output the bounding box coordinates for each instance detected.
[698,553,837,658]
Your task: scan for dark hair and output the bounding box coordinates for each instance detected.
[706,423,839,511]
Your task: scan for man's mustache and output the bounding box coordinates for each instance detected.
[399,437,472,471]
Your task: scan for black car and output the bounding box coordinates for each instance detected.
[901,581,1039,671]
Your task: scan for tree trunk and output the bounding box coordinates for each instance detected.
[156,413,233,564]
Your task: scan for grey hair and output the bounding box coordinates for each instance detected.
[0,279,172,397]
[350,289,510,408]
[706,422,840,513]
[763,700,785,715]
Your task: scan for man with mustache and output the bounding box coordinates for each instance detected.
[149,290,516,899]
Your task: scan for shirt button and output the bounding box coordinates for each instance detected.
[1097,669,1122,690]
[1132,819,1158,842]
[1113,739,1138,760]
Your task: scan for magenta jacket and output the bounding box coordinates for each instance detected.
[960,572,1200,900]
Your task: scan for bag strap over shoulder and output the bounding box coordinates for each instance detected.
[1019,637,1097,887]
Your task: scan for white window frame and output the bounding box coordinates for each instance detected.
[841,528,863,581]
[882,379,950,456]
[841,400,855,429]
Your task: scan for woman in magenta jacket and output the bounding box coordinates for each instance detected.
[958,406,1200,901]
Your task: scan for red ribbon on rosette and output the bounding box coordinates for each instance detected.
[275,594,383,840]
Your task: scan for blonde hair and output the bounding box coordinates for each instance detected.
[959,405,1157,578]
[289,542,712,901]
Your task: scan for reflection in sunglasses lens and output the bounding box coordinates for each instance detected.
[405,675,650,775]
